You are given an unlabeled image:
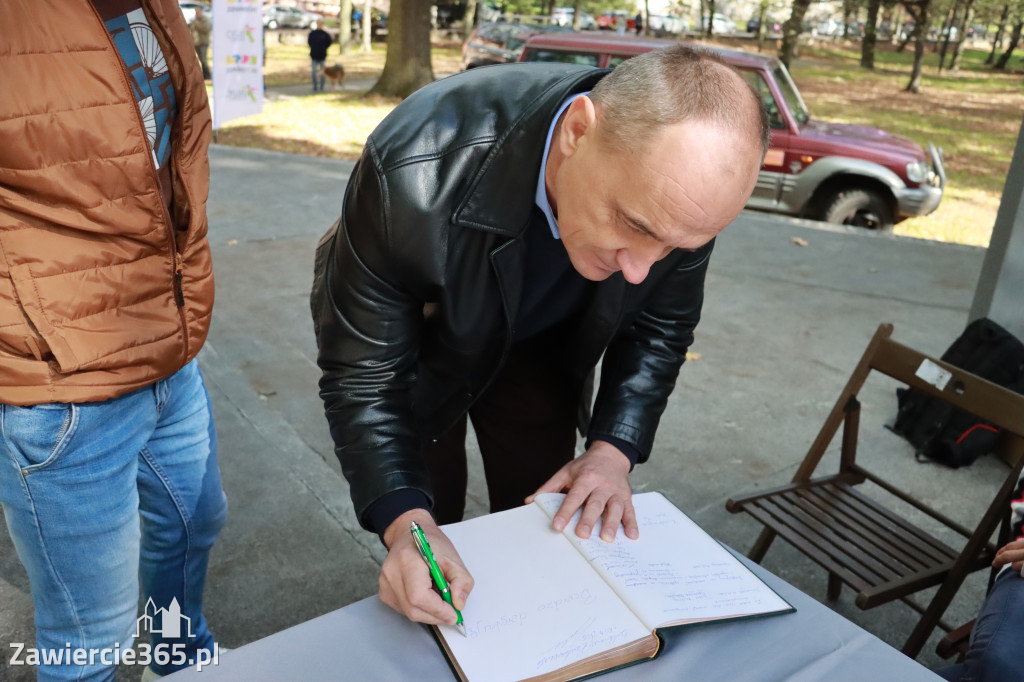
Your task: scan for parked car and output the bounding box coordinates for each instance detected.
[552,7,597,30]
[462,22,562,70]
[646,14,688,36]
[698,13,735,34]
[596,10,635,31]
[263,5,318,30]
[518,32,945,230]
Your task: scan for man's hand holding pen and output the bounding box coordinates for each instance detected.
[381,509,474,628]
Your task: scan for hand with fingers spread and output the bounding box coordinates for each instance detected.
[379,509,474,626]
[993,537,1024,575]
[526,440,638,542]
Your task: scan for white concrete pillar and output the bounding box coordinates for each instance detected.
[970,114,1024,339]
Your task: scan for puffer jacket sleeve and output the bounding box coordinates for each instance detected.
[587,241,713,462]
[310,145,431,530]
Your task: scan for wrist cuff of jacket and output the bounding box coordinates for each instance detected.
[366,489,432,542]
[586,434,640,471]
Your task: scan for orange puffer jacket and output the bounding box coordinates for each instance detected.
[0,0,214,405]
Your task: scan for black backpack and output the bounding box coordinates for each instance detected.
[892,318,1024,468]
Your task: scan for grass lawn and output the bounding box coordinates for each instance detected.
[214,36,1022,247]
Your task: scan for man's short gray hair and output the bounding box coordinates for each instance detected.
[588,45,770,157]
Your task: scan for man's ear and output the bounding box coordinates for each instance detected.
[557,95,598,159]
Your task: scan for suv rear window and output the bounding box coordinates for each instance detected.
[522,49,599,66]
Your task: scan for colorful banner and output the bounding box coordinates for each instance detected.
[211,0,263,129]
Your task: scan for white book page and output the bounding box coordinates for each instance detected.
[439,504,651,682]
[533,492,791,630]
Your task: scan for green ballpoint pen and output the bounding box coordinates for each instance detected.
[410,521,467,637]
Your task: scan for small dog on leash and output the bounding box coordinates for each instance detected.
[323,64,346,91]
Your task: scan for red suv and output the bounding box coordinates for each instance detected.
[519,33,945,231]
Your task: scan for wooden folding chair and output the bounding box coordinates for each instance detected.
[726,323,1024,658]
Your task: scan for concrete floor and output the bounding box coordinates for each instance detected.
[0,144,1005,680]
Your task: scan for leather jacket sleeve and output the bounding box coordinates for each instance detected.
[587,243,713,463]
[311,151,432,530]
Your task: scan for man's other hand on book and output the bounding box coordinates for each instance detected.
[381,509,474,625]
[526,441,639,543]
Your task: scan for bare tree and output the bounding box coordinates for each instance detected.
[337,0,353,54]
[779,0,813,68]
[842,0,857,37]
[754,0,769,48]
[994,19,1023,67]
[862,0,882,67]
[464,0,478,39]
[902,0,931,92]
[370,0,435,98]
[937,1,959,70]
[947,0,975,70]
[987,4,1010,63]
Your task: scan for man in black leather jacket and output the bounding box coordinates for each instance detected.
[311,46,768,628]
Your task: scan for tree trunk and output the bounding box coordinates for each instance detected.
[897,2,920,53]
[937,4,957,71]
[779,0,813,68]
[463,0,478,39]
[987,5,1010,64]
[370,0,434,98]
[994,20,1023,69]
[706,0,716,37]
[948,0,974,71]
[861,0,882,67]
[361,0,371,52]
[571,0,582,30]
[842,0,855,38]
[756,0,769,49]
[905,1,929,92]
[337,0,353,54]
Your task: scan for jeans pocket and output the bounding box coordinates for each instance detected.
[0,403,78,474]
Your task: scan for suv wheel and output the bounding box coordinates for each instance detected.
[820,188,894,231]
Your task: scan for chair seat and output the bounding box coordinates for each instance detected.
[733,476,995,609]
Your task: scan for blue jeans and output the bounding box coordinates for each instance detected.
[0,360,227,681]
[936,570,1024,682]
[311,58,326,91]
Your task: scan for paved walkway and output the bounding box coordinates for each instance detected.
[0,144,1001,679]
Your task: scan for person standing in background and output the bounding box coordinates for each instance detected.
[0,1,227,680]
[308,20,333,92]
[190,7,212,80]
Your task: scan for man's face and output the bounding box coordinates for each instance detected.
[548,98,761,285]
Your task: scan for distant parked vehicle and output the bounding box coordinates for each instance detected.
[551,7,597,30]
[263,5,318,30]
[462,22,564,70]
[519,32,945,231]
[646,14,688,36]
[596,10,635,31]
[698,13,735,34]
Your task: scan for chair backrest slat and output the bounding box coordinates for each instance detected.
[871,337,1024,439]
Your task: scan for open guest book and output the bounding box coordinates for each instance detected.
[432,491,794,682]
